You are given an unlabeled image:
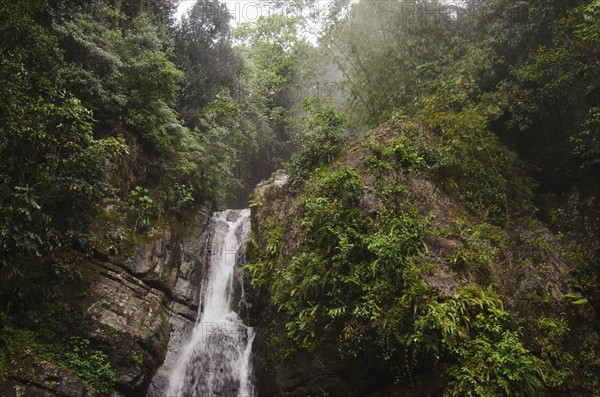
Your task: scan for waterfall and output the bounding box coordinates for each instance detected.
[166,209,255,397]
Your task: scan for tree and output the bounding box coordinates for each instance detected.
[231,14,317,201]
[0,0,126,309]
[323,0,463,127]
[174,0,241,129]
[517,0,600,178]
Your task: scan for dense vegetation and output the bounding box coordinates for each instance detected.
[1,0,599,395]
[0,0,277,390]
[249,117,594,395]
[247,0,600,396]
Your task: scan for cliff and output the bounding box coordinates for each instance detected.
[0,206,213,397]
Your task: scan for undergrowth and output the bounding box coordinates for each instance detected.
[0,299,117,394]
[247,119,574,395]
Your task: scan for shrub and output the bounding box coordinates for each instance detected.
[412,286,544,397]
[286,98,346,190]
[59,337,117,394]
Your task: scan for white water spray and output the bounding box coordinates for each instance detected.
[167,209,254,397]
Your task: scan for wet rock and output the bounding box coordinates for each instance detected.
[2,206,213,396]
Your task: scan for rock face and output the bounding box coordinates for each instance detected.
[146,209,254,397]
[1,206,213,397]
[248,123,598,397]
[250,172,447,397]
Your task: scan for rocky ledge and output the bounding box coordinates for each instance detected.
[248,122,599,397]
[1,206,212,397]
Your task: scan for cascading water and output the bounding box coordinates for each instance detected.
[167,209,255,397]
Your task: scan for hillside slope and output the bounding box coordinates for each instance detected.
[247,121,599,397]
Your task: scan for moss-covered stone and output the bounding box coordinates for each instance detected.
[248,121,598,397]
